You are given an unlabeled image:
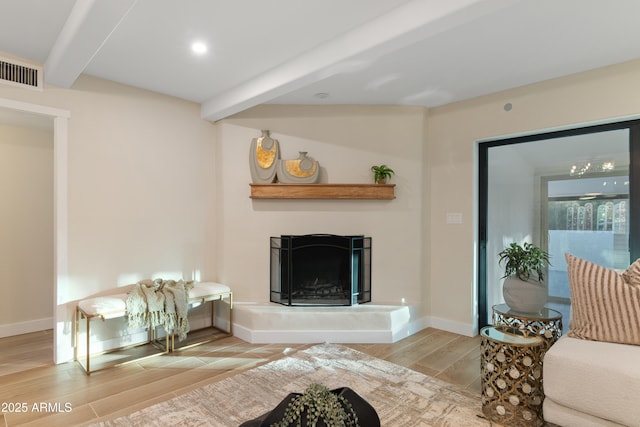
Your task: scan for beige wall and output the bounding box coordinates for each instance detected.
[1,55,640,361]
[0,124,53,334]
[0,75,218,361]
[62,77,218,297]
[485,148,536,316]
[427,58,640,332]
[219,105,428,313]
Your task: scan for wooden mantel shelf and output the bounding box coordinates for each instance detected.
[250,183,395,200]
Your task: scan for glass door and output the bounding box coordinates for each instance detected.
[479,123,638,329]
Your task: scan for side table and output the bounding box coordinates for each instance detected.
[480,326,544,427]
[492,304,562,351]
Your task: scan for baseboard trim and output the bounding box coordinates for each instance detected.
[0,317,53,338]
[428,315,476,337]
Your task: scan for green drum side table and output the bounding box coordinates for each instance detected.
[481,326,544,427]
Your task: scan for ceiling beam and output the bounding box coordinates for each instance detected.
[44,0,138,88]
[200,0,517,122]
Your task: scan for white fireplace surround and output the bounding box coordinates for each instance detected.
[232,302,424,343]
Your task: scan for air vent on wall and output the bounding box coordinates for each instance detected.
[0,56,43,91]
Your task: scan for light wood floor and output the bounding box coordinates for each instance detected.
[0,328,481,427]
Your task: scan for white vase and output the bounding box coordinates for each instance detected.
[249,130,280,183]
[276,151,320,183]
[502,276,547,314]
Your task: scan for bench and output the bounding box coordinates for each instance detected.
[74,282,233,375]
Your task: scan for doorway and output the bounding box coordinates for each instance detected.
[0,116,54,336]
[0,98,69,364]
[478,121,640,329]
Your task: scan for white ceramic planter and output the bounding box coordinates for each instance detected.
[502,276,547,314]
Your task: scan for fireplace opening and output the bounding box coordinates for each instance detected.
[270,234,371,306]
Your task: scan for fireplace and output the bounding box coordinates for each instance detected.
[270,234,372,306]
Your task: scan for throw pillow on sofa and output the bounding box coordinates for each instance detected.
[565,253,640,346]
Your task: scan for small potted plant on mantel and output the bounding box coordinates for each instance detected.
[371,165,394,184]
[498,242,551,313]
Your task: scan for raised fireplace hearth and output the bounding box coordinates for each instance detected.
[270,234,371,306]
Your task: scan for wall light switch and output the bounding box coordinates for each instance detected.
[446,212,463,224]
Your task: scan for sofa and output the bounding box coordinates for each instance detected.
[542,254,640,426]
[543,335,640,426]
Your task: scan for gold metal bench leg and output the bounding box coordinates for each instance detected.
[74,306,79,362]
[77,312,170,375]
[170,291,233,352]
[74,307,93,375]
[211,297,216,329]
[229,292,233,335]
[211,293,233,334]
[85,313,91,374]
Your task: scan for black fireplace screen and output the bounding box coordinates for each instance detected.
[270,234,371,306]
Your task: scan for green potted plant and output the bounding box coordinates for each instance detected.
[241,382,380,426]
[272,383,359,427]
[371,165,394,184]
[498,242,550,313]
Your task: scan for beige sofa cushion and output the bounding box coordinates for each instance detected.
[565,254,640,346]
[544,335,640,426]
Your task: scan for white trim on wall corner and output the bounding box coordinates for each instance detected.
[428,316,477,337]
[0,318,53,339]
[0,98,70,119]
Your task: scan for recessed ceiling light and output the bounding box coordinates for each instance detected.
[314,92,329,99]
[191,42,207,55]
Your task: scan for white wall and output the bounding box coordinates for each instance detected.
[2,56,640,361]
[0,75,218,362]
[486,147,536,317]
[218,105,426,309]
[0,124,53,336]
[64,77,217,294]
[427,58,640,333]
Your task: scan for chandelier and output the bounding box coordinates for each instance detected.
[570,161,615,176]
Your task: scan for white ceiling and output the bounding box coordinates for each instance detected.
[493,128,630,181]
[1,0,640,123]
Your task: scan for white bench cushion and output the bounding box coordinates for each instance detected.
[78,294,128,319]
[77,282,230,317]
[189,282,231,300]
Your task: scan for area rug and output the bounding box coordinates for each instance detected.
[91,343,490,426]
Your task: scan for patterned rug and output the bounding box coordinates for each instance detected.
[90,343,490,426]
